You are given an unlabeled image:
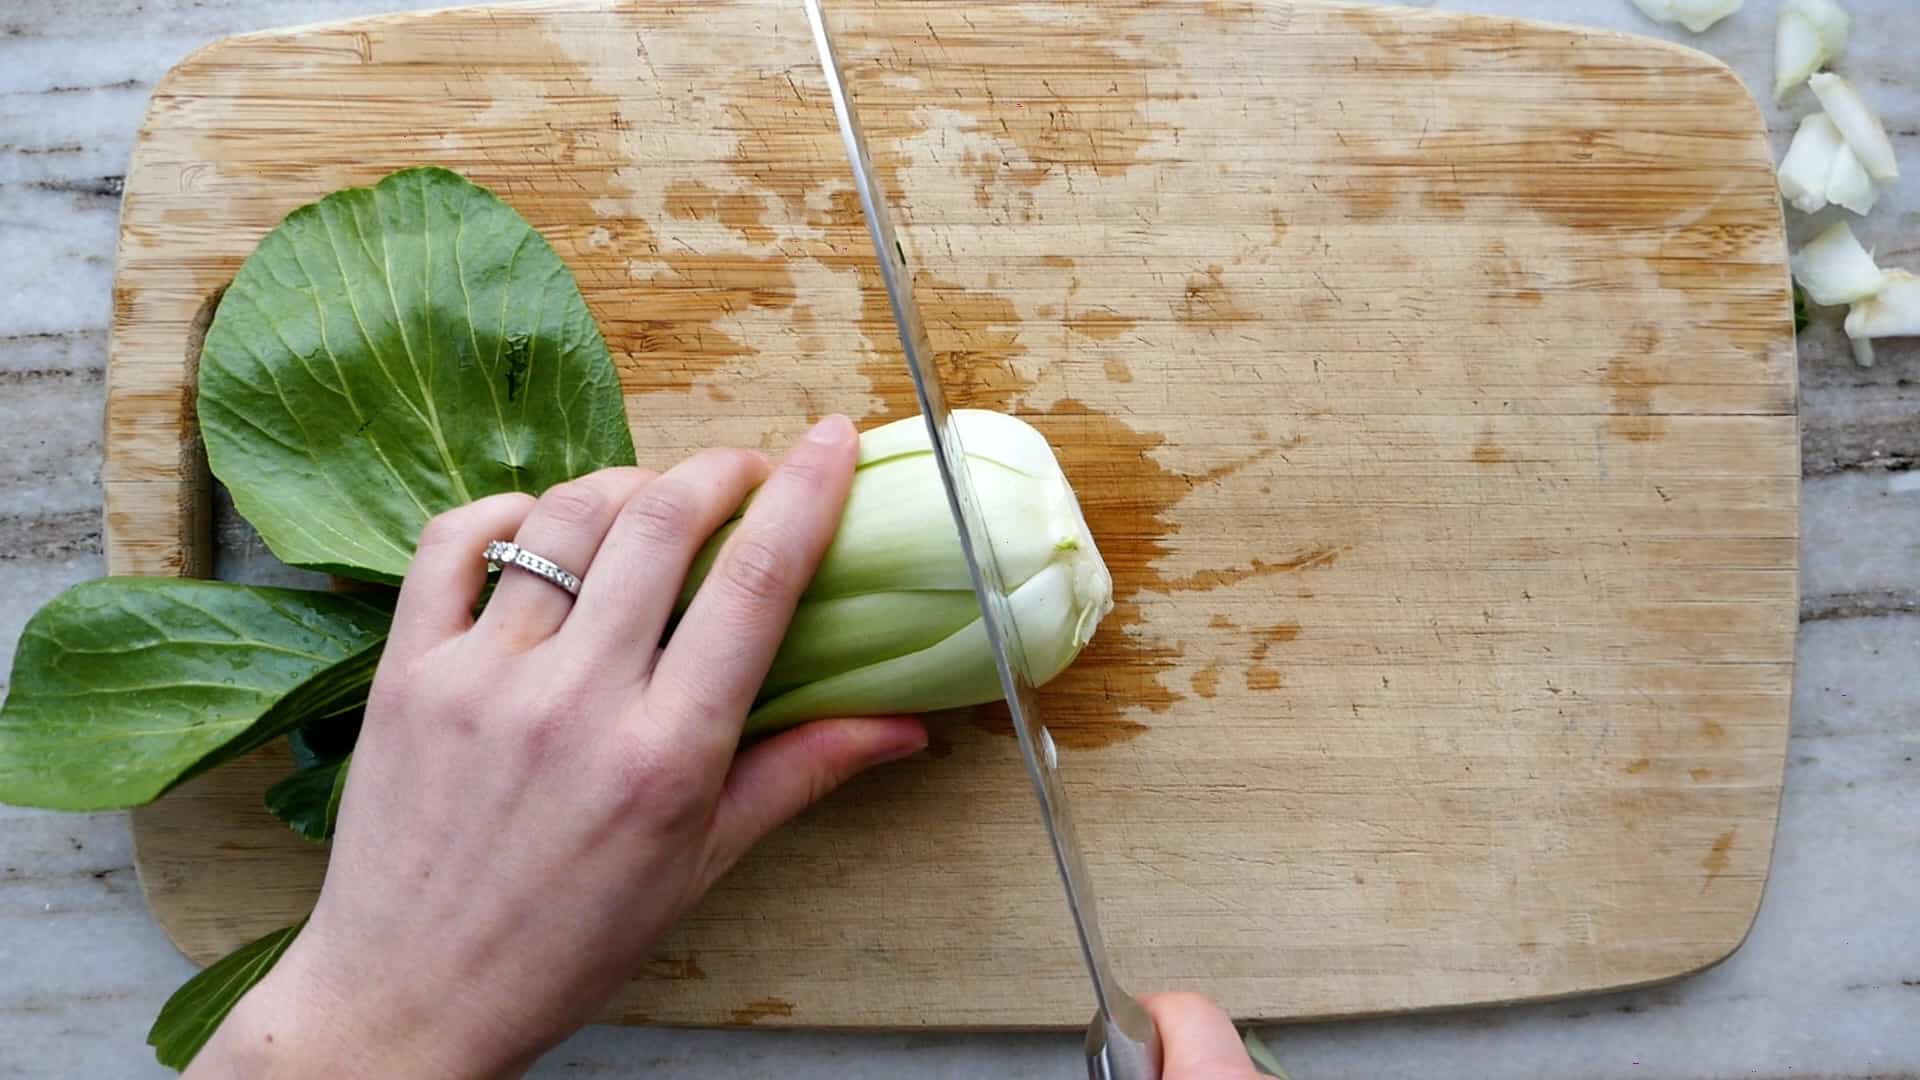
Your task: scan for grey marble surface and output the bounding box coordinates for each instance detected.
[2,1,1916,1077]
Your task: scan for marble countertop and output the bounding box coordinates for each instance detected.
[2,0,1915,1076]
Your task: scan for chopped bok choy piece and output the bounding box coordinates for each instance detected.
[1790,221,1883,306]
[1773,0,1850,101]
[1844,270,1920,368]
[1808,72,1899,181]
[1777,113,1846,213]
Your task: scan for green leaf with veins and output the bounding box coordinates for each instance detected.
[148,919,306,1071]
[265,753,351,842]
[0,579,387,811]
[197,165,636,583]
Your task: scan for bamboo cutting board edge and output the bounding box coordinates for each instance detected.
[107,0,1797,1027]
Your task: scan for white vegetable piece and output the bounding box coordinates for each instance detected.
[1777,112,1844,214]
[1790,221,1883,306]
[1773,0,1850,100]
[1772,11,1824,101]
[1631,0,1744,32]
[1841,268,1918,369]
[1793,0,1851,55]
[1808,72,1899,181]
[1845,270,1920,337]
[1825,144,1879,215]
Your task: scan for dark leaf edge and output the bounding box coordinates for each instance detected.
[148,919,307,1071]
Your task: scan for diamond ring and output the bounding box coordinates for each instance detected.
[482,540,582,596]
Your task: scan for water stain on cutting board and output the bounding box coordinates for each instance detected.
[968,404,1331,749]
[1700,828,1736,888]
[1472,427,1507,465]
[501,10,1351,751]
[1604,324,1668,444]
[640,952,707,980]
[1327,7,1761,235]
[1191,614,1301,696]
[1176,264,1256,324]
[664,179,775,244]
[727,997,796,1025]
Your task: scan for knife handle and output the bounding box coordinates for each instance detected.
[1084,996,1162,1080]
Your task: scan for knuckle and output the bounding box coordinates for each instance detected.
[607,740,709,827]
[697,447,767,490]
[415,509,471,550]
[517,710,568,761]
[535,481,605,528]
[775,464,831,503]
[721,534,794,604]
[617,489,694,547]
[418,493,534,549]
[698,446,760,473]
[776,453,832,490]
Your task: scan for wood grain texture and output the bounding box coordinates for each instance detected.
[108,0,1797,1027]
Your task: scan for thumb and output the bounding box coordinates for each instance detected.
[701,716,927,883]
[1139,992,1263,1078]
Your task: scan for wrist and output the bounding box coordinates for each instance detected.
[186,933,539,1080]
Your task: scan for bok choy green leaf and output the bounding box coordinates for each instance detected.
[265,753,351,842]
[197,166,636,583]
[0,579,387,810]
[147,920,306,1071]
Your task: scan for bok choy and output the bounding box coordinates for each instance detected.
[684,409,1113,732]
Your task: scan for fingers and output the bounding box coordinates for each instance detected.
[649,415,858,758]
[562,446,771,663]
[700,716,927,888]
[473,467,657,648]
[390,492,537,655]
[1138,992,1261,1079]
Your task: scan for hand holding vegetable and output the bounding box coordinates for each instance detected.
[185,416,929,1077]
[0,167,1242,1074]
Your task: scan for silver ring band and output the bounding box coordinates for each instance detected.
[483,540,581,596]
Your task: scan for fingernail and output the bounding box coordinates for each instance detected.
[875,722,929,764]
[804,413,854,445]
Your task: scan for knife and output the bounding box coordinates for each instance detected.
[798,3,1163,1077]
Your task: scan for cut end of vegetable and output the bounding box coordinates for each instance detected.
[725,410,1115,734]
[1788,0,1851,55]
[1790,221,1884,306]
[1808,72,1900,182]
[1773,0,1849,101]
[1771,10,1824,101]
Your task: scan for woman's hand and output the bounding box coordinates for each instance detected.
[189,415,927,1078]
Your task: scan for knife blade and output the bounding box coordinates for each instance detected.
[798,3,1162,1077]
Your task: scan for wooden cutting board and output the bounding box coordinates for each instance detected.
[108,0,1798,1027]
